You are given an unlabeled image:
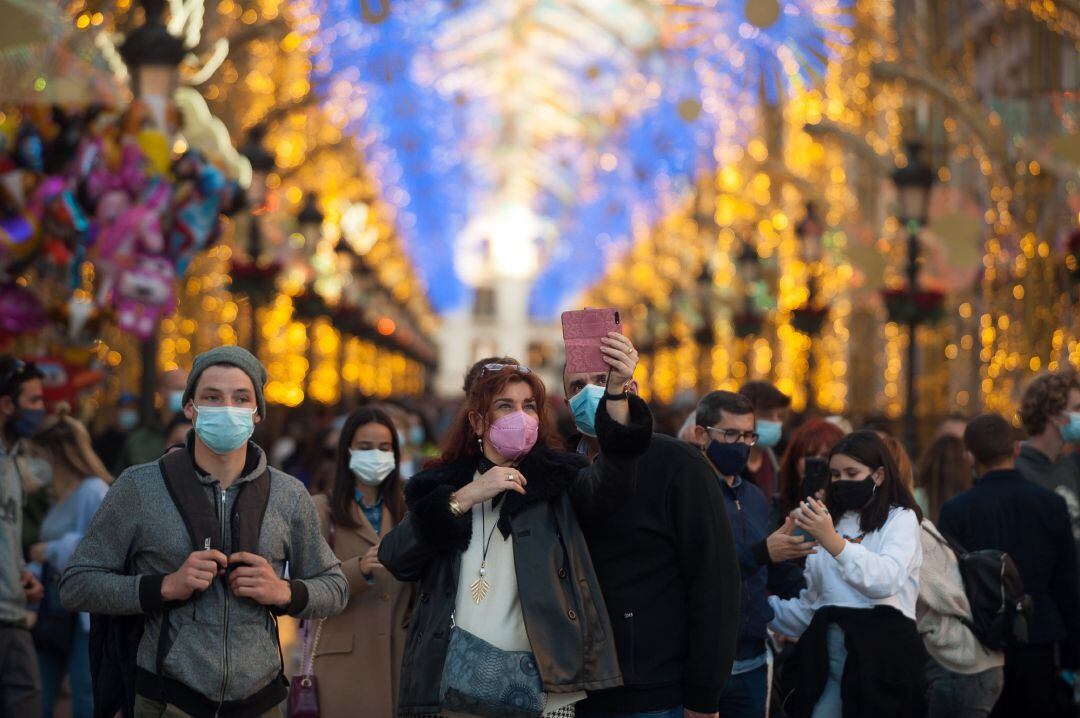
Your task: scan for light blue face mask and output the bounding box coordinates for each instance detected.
[194,406,256,455]
[570,384,607,438]
[168,391,185,414]
[1060,412,1080,444]
[756,419,783,449]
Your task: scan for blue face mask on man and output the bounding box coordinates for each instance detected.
[1061,412,1080,444]
[570,384,607,438]
[194,406,256,455]
[13,407,46,438]
[756,419,782,449]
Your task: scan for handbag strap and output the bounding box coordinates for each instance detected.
[301,619,325,676]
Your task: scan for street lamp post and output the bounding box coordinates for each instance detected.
[891,140,936,456]
[119,0,186,427]
[239,125,276,357]
[796,203,823,411]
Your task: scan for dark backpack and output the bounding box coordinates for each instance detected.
[88,450,271,718]
[937,530,1033,652]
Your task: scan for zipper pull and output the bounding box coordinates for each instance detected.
[736,499,742,511]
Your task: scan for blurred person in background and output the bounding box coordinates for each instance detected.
[737,381,791,502]
[308,426,342,496]
[934,413,968,442]
[940,413,1080,718]
[115,368,189,471]
[777,419,847,519]
[881,434,916,493]
[0,355,48,717]
[163,414,193,453]
[310,407,415,718]
[27,410,112,718]
[92,393,138,473]
[1016,370,1080,574]
[915,435,972,524]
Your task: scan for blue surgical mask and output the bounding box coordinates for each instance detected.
[756,419,782,449]
[194,405,255,455]
[13,408,46,438]
[570,384,606,438]
[168,391,185,414]
[1061,412,1080,444]
[118,409,139,432]
[409,425,425,446]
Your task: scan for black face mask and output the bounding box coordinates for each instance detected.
[830,476,877,513]
[706,441,751,478]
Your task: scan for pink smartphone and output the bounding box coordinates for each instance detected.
[561,308,622,375]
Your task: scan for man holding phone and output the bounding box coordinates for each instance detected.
[689,391,812,718]
[564,324,741,718]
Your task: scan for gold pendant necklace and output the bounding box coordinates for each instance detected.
[470,502,499,604]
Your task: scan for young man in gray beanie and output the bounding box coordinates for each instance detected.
[61,346,348,718]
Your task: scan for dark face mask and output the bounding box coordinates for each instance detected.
[13,407,46,438]
[706,441,752,478]
[830,476,877,513]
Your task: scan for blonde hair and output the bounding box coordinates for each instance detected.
[36,407,114,484]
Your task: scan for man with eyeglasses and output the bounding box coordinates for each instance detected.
[0,354,50,717]
[690,391,810,718]
[566,351,741,718]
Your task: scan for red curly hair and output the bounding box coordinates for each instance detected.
[433,366,563,467]
[778,419,846,515]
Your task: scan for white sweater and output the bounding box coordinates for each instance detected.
[769,506,923,638]
[916,520,1004,674]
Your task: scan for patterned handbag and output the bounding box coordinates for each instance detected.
[439,622,544,718]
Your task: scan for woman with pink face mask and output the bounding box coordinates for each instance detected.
[380,340,652,718]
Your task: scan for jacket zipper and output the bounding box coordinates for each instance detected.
[216,487,230,716]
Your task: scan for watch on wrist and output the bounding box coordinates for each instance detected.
[604,390,628,401]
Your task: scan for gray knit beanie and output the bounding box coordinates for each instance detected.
[182,346,268,416]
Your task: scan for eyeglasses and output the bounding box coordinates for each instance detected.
[482,363,531,375]
[705,426,760,446]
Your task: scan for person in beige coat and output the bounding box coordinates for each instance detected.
[311,407,416,718]
[917,519,1004,717]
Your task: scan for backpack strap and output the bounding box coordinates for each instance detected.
[159,450,222,552]
[232,468,271,555]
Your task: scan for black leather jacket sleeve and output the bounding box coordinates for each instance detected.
[379,483,469,582]
[568,394,653,526]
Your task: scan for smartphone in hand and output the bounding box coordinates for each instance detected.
[801,457,830,501]
[794,457,830,542]
[561,308,621,375]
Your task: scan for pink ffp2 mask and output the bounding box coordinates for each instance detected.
[487,411,539,460]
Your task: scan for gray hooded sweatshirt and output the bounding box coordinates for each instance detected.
[1017,442,1080,574]
[59,442,348,705]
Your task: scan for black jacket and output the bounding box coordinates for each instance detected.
[379,396,653,716]
[938,468,1080,667]
[723,476,804,662]
[583,436,743,712]
[779,605,927,718]
[578,435,740,713]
